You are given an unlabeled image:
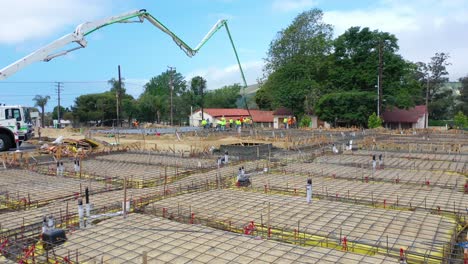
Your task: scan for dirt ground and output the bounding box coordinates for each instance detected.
[37,127,279,152]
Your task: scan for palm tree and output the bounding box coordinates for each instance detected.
[33,95,50,128]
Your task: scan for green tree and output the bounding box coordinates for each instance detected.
[108,78,126,126]
[265,8,333,73]
[299,115,312,128]
[454,111,468,129]
[368,112,382,128]
[138,93,164,123]
[257,8,333,115]
[315,91,375,127]
[417,53,452,119]
[458,75,468,115]
[331,27,422,109]
[32,95,50,128]
[140,70,187,123]
[258,59,324,115]
[205,84,241,108]
[73,92,116,125]
[190,76,207,119]
[52,106,70,120]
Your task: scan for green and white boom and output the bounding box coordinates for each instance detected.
[0,9,251,115]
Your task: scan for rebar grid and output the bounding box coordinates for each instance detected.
[315,154,466,173]
[95,151,217,169]
[0,169,107,209]
[248,172,468,215]
[282,162,465,188]
[346,150,468,163]
[52,213,397,263]
[147,189,456,263]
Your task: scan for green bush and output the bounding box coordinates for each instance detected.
[454,111,468,129]
[300,116,312,128]
[367,112,382,128]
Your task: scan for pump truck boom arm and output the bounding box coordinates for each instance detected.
[0,8,252,121]
[0,9,247,88]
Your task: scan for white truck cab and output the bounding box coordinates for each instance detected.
[0,105,35,151]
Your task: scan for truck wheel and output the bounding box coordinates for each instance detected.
[0,134,12,151]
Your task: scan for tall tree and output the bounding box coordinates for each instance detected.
[108,78,125,126]
[52,106,70,120]
[190,76,207,119]
[204,84,241,108]
[265,8,333,73]
[73,92,116,125]
[32,95,50,128]
[257,8,333,115]
[417,53,451,119]
[458,75,468,115]
[331,27,422,109]
[140,70,187,123]
[315,91,375,127]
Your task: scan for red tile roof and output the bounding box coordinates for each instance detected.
[250,110,274,123]
[382,105,427,123]
[198,108,274,123]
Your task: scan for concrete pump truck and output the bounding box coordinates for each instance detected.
[0,9,251,151]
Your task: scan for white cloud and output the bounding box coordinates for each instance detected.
[0,0,110,44]
[185,60,264,90]
[322,0,468,80]
[272,0,317,12]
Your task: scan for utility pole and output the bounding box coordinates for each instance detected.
[376,75,380,116]
[378,41,384,117]
[117,65,122,128]
[168,66,175,126]
[425,75,430,128]
[55,82,63,129]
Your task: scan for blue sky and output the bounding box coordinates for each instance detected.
[1,0,467,111]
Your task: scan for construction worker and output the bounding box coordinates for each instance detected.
[201,119,207,128]
[283,117,288,129]
[221,118,226,131]
[235,119,242,134]
[229,118,234,128]
[240,116,244,127]
[243,117,250,128]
